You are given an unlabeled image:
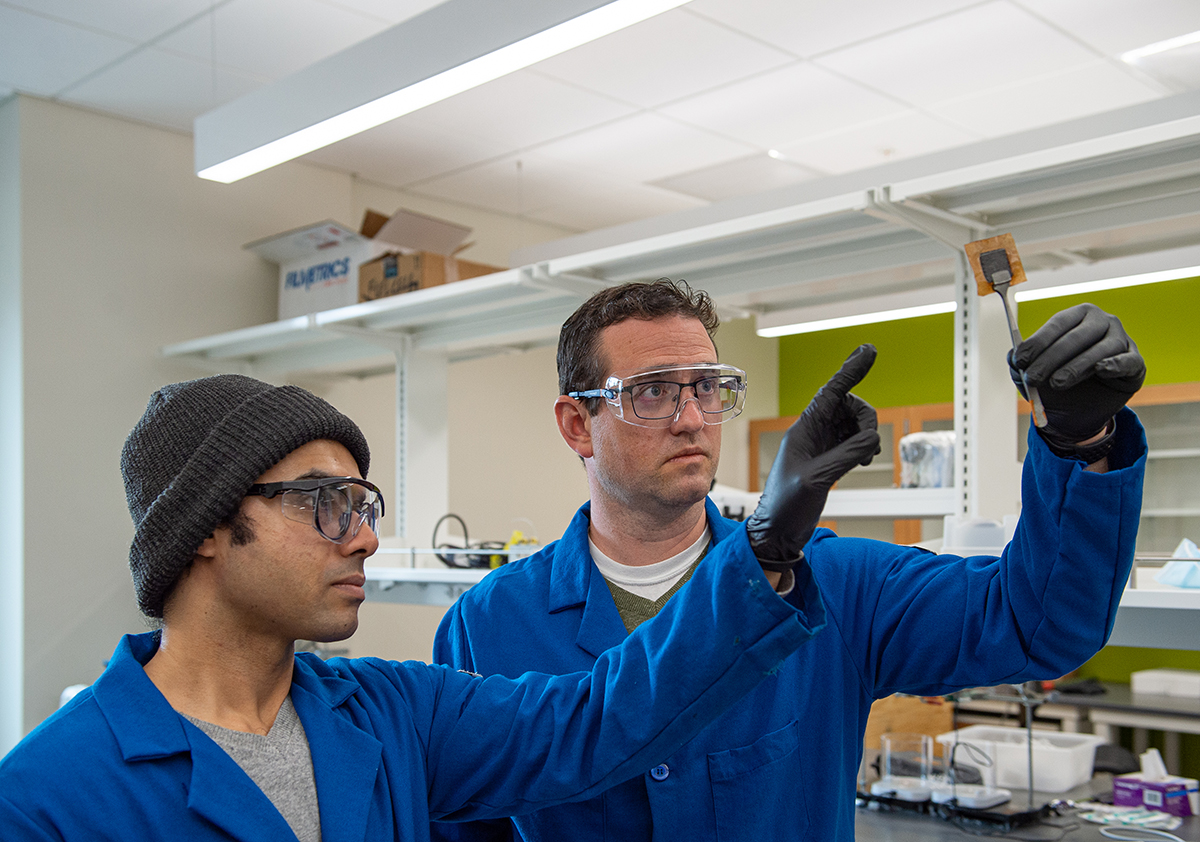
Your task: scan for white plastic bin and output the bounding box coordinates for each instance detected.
[936,726,1106,793]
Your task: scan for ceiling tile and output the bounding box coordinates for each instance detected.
[1018,0,1200,56]
[775,110,980,175]
[815,1,1098,107]
[660,61,908,148]
[529,7,793,108]
[527,182,706,233]
[61,45,266,132]
[409,153,600,216]
[408,152,708,231]
[301,119,509,187]
[687,0,980,58]
[650,153,822,202]
[3,0,213,42]
[929,60,1163,136]
[157,0,392,80]
[0,7,134,95]
[529,112,756,183]
[397,70,638,151]
[311,0,445,26]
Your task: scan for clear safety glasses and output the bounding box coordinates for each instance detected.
[245,477,385,544]
[569,364,748,428]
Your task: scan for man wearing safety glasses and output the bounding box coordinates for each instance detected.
[433,279,1148,842]
[0,372,845,842]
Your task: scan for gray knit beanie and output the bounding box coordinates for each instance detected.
[120,374,371,618]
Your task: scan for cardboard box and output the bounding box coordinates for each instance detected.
[1131,668,1200,698]
[246,208,476,320]
[359,252,448,300]
[357,251,504,303]
[1113,773,1198,817]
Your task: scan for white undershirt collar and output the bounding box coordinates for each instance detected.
[589,527,711,601]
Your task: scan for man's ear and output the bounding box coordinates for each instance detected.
[194,533,219,561]
[554,396,594,460]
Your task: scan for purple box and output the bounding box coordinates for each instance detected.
[1113,774,1198,817]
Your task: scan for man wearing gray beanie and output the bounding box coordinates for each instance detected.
[0,371,867,842]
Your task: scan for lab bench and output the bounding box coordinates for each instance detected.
[856,803,1200,841]
[857,775,1200,840]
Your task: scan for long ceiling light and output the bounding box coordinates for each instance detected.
[1015,264,1200,302]
[1121,30,1200,64]
[196,0,692,184]
[756,301,957,338]
[756,263,1198,338]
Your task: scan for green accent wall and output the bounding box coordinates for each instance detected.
[777,275,1200,777]
[1017,275,1200,387]
[778,313,955,414]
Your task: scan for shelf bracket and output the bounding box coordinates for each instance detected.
[865,186,988,253]
[318,323,413,356]
[523,264,613,299]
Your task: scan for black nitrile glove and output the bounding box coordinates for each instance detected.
[746,344,882,572]
[1008,303,1145,459]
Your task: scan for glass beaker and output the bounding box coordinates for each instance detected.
[881,732,932,781]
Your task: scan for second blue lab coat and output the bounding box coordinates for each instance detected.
[433,409,1147,842]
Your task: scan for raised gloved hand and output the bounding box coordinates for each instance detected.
[746,345,882,572]
[1009,303,1145,460]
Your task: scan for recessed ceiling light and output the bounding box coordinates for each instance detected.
[1121,29,1200,63]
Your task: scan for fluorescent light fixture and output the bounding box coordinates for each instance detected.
[197,0,692,183]
[1121,29,1200,63]
[1014,264,1200,302]
[757,301,957,338]
[754,261,1197,338]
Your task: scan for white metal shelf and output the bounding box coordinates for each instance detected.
[166,91,1200,381]
[1110,587,1200,650]
[1120,588,1200,610]
[824,487,956,519]
[365,566,490,607]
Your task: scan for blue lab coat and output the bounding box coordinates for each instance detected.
[432,408,1147,842]
[0,527,822,842]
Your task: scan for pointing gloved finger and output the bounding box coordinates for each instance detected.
[820,344,877,400]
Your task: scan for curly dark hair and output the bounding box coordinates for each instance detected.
[557,279,720,415]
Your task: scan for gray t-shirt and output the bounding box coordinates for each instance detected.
[185,695,320,842]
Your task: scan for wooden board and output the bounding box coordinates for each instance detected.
[964,233,1028,296]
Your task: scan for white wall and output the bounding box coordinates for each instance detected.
[5,95,575,740]
[0,97,24,752]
